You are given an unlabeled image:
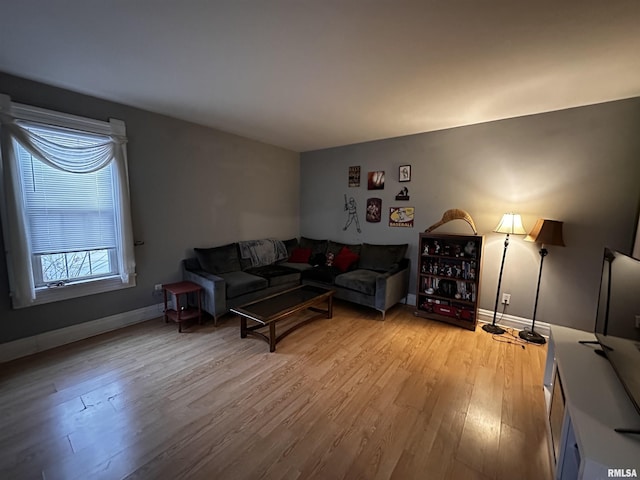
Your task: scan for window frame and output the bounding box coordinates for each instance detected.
[0,94,136,308]
[32,248,119,288]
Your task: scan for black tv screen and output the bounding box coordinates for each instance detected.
[594,248,640,417]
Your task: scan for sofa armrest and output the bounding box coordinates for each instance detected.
[182,261,227,324]
[375,259,410,316]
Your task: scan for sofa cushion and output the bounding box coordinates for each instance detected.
[219,271,268,299]
[302,265,341,284]
[334,246,360,272]
[245,264,300,287]
[194,243,240,274]
[300,237,328,256]
[326,240,362,256]
[283,238,299,257]
[358,243,408,272]
[309,253,327,266]
[335,269,380,296]
[277,261,314,272]
[239,255,253,271]
[289,247,312,263]
[183,257,200,271]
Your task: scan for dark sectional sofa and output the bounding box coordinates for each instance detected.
[182,237,410,324]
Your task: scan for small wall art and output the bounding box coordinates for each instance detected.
[399,165,411,182]
[389,206,415,228]
[348,166,360,187]
[366,198,382,223]
[368,171,385,190]
[395,186,409,201]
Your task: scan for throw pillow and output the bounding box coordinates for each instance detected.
[289,247,312,263]
[326,240,362,256]
[334,246,359,272]
[282,238,299,258]
[300,237,328,256]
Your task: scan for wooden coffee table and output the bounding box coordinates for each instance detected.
[230,285,334,352]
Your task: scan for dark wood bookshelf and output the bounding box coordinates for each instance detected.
[415,232,483,331]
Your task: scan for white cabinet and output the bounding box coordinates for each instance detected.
[544,326,640,479]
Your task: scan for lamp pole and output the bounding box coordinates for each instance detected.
[520,246,548,344]
[482,213,527,336]
[482,233,509,335]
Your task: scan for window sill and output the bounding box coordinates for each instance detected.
[26,275,136,307]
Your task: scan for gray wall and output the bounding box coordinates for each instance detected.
[0,73,300,343]
[301,98,640,331]
[2,71,638,340]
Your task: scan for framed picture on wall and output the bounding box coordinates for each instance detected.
[368,171,385,190]
[395,186,409,201]
[399,165,411,182]
[389,206,414,227]
[366,198,382,223]
[348,166,361,187]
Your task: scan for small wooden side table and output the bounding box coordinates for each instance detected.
[163,281,203,332]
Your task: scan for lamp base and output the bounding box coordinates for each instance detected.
[519,329,546,344]
[482,323,506,335]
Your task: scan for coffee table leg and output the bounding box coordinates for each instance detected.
[240,316,247,338]
[269,322,276,352]
[327,296,333,318]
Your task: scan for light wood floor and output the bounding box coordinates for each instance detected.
[0,302,551,480]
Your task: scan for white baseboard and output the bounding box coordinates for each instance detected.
[406,294,549,338]
[407,293,417,307]
[0,302,167,363]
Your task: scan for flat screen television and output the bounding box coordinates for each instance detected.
[593,248,640,422]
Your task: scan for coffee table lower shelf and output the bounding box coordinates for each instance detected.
[230,285,334,352]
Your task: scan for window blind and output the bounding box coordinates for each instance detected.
[15,126,117,255]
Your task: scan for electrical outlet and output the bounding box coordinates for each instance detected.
[502,293,511,305]
[154,283,163,291]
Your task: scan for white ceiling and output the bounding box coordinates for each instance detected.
[1,1,639,152]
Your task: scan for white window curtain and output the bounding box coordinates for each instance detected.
[0,97,135,308]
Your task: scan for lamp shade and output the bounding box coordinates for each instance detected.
[525,218,565,246]
[494,213,527,235]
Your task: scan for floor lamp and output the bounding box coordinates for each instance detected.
[482,213,527,335]
[521,218,565,344]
